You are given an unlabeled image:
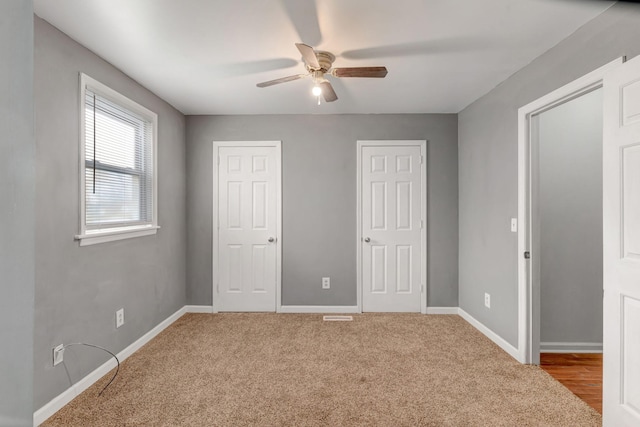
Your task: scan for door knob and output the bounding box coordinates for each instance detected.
[268,237,275,243]
[364,237,371,243]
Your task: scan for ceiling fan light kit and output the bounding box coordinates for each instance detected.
[256,43,388,104]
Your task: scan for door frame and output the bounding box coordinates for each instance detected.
[516,58,623,364]
[212,141,282,313]
[356,140,428,314]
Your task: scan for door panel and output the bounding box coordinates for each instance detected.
[371,182,387,229]
[396,182,412,230]
[362,145,423,312]
[371,245,387,293]
[603,55,640,426]
[622,144,640,259]
[396,245,412,293]
[252,182,267,228]
[252,245,268,292]
[218,146,277,312]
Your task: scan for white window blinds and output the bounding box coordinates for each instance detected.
[84,89,154,229]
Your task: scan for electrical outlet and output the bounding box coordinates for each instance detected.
[53,344,64,366]
[116,308,125,328]
[510,218,518,233]
[484,293,491,309]
[322,277,330,289]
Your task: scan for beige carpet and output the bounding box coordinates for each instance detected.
[42,313,601,426]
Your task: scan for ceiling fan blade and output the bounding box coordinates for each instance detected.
[340,38,483,60]
[295,43,320,69]
[218,58,299,78]
[331,67,388,78]
[320,81,337,102]
[281,0,322,47]
[256,74,307,88]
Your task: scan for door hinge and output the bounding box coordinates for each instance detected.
[420,220,423,229]
[420,155,423,164]
[524,251,531,259]
[422,285,425,293]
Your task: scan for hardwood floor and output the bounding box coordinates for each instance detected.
[540,353,603,414]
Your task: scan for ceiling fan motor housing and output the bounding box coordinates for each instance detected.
[312,51,335,72]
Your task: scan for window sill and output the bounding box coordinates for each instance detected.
[75,225,160,246]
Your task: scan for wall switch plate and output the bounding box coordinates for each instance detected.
[116,308,125,328]
[322,277,330,289]
[510,218,518,233]
[484,293,491,309]
[53,344,64,366]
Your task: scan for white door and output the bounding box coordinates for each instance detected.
[216,144,279,312]
[603,55,640,426]
[360,143,425,312]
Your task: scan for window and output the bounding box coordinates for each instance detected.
[76,74,158,246]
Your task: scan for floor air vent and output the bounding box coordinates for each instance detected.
[323,315,353,321]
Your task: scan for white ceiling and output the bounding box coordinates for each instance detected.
[34,0,613,115]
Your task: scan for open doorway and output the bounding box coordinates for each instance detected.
[535,87,603,355]
[517,58,624,415]
[517,58,623,364]
[534,88,604,414]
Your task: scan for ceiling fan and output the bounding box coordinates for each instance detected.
[256,43,388,103]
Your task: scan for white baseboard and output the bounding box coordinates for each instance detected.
[425,307,459,315]
[278,305,360,314]
[34,306,187,426]
[279,306,459,314]
[540,341,603,353]
[185,305,214,313]
[458,308,521,362]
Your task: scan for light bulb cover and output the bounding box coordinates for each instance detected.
[312,85,322,96]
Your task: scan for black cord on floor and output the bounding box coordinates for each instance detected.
[62,343,120,396]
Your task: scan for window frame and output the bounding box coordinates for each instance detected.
[76,73,159,246]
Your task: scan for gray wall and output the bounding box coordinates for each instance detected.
[0,2,35,426]
[458,2,640,347]
[34,17,187,409]
[538,88,603,345]
[187,114,458,308]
